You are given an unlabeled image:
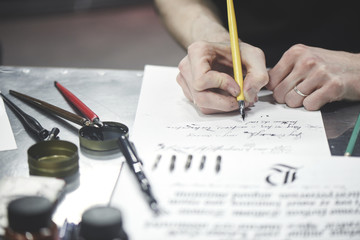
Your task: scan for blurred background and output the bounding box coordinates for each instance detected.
[0,0,185,69]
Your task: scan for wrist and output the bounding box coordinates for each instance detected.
[189,25,229,45]
[187,11,230,46]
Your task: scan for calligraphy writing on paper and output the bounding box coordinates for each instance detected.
[266,164,299,186]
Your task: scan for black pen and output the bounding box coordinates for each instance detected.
[118,134,160,214]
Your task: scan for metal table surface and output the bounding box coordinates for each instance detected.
[0,66,359,233]
[0,66,143,229]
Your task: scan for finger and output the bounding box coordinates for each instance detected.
[176,72,193,102]
[187,42,213,81]
[284,82,311,108]
[188,42,237,92]
[180,51,240,99]
[284,64,330,107]
[268,62,294,91]
[193,70,240,97]
[267,45,309,90]
[303,81,344,111]
[272,70,305,104]
[238,43,268,103]
[198,106,235,115]
[180,42,241,113]
[285,63,346,110]
[178,56,192,85]
[193,90,239,113]
[303,87,332,111]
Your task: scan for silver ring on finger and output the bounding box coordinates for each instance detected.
[293,85,308,97]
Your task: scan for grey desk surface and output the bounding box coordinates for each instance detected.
[0,66,359,230]
[0,66,143,228]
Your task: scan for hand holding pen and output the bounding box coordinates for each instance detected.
[227,0,245,120]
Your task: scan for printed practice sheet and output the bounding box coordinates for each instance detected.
[115,156,360,240]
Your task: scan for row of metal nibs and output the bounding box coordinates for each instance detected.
[152,154,222,173]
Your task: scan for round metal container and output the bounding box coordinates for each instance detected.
[28,140,79,178]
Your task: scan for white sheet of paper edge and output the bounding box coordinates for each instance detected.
[0,94,17,151]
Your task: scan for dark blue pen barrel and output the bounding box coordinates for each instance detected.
[117,135,159,213]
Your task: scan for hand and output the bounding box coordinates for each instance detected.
[267,44,360,110]
[177,41,268,114]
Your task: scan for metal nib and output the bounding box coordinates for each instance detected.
[92,118,104,128]
[150,201,161,215]
[239,100,245,120]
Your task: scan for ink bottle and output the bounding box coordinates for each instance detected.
[79,206,128,240]
[5,196,58,240]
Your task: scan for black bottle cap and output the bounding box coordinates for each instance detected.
[7,196,53,233]
[80,206,128,240]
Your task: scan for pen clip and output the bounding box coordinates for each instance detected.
[118,134,141,166]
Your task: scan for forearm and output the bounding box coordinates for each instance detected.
[154,0,230,48]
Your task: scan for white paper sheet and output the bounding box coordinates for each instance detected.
[115,155,360,240]
[131,65,330,158]
[0,95,17,151]
[112,65,358,240]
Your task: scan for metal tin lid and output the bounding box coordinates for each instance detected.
[7,196,53,233]
[28,140,79,178]
[80,206,128,240]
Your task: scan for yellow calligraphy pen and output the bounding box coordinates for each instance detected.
[227,0,245,120]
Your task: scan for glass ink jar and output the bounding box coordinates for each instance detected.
[79,206,128,240]
[5,196,58,240]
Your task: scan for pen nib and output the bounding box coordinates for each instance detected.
[239,100,245,120]
[150,201,162,215]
